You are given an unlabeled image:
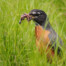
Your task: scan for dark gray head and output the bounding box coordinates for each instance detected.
[29,9,47,25]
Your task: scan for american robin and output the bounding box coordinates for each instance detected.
[19,9,63,62]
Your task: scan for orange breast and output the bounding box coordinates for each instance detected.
[35,25,50,46]
[35,25,54,57]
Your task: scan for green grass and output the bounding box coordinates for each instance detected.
[0,0,66,66]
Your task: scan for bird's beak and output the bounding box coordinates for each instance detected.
[19,13,33,24]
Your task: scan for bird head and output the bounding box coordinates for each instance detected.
[19,9,47,26]
[29,9,47,25]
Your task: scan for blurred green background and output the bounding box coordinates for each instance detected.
[0,0,66,66]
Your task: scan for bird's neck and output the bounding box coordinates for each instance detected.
[35,17,51,30]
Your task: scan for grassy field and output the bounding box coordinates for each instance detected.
[0,0,66,66]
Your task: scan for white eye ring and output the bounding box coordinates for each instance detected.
[37,12,41,14]
[32,12,36,14]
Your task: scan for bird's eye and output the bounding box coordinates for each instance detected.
[37,12,41,15]
[32,12,36,14]
[29,12,36,16]
[29,11,41,16]
[32,12,40,16]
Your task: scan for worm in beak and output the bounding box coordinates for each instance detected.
[19,13,32,24]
